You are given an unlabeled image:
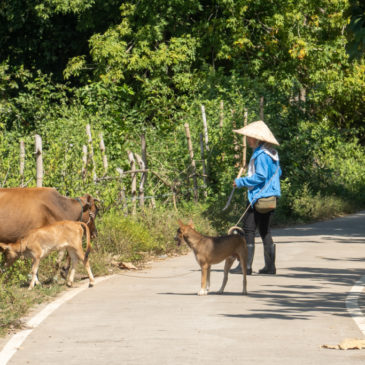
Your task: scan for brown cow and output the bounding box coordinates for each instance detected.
[0,187,99,243]
[0,221,95,289]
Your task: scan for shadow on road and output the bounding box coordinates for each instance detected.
[219,263,365,321]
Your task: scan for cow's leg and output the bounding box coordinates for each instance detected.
[29,257,41,290]
[57,251,71,280]
[84,260,95,288]
[75,245,95,288]
[54,250,66,282]
[63,254,71,277]
[218,256,235,294]
[66,249,78,287]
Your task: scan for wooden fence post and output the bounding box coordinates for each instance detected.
[20,140,25,187]
[232,111,241,168]
[141,134,147,170]
[99,133,108,176]
[259,96,264,121]
[127,151,137,215]
[82,145,88,181]
[141,133,148,199]
[150,196,156,209]
[86,124,97,182]
[201,105,209,151]
[135,153,146,208]
[199,133,208,198]
[35,135,43,187]
[116,168,128,215]
[242,109,248,202]
[171,187,177,210]
[184,123,198,201]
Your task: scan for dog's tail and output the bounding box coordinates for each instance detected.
[227,226,245,236]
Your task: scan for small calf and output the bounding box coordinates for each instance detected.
[0,221,95,289]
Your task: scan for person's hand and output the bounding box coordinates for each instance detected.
[233,181,237,188]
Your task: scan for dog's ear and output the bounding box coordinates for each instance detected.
[177,219,184,228]
[188,219,195,229]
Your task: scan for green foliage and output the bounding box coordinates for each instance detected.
[346,0,365,60]
[288,184,354,222]
[96,212,162,261]
[1,0,365,339]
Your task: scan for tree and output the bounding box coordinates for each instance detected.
[346,0,365,60]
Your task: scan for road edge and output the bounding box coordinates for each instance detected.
[0,275,114,365]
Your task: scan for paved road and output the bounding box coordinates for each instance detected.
[1,211,365,364]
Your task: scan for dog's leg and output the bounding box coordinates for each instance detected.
[198,264,209,296]
[218,256,235,294]
[206,265,212,292]
[239,251,248,295]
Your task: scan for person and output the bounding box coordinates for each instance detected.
[230,120,281,275]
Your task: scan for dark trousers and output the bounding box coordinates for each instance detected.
[242,203,276,271]
[242,204,274,247]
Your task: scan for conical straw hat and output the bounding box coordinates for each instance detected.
[233,120,280,145]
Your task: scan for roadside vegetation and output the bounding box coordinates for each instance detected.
[1,0,365,337]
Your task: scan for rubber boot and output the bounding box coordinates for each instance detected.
[230,244,255,275]
[259,244,276,274]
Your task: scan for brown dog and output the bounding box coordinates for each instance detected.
[0,221,95,289]
[175,220,247,295]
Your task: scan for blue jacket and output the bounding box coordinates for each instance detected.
[235,144,281,204]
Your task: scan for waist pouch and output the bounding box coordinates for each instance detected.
[255,196,276,214]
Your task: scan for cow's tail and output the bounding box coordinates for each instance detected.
[79,222,92,264]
